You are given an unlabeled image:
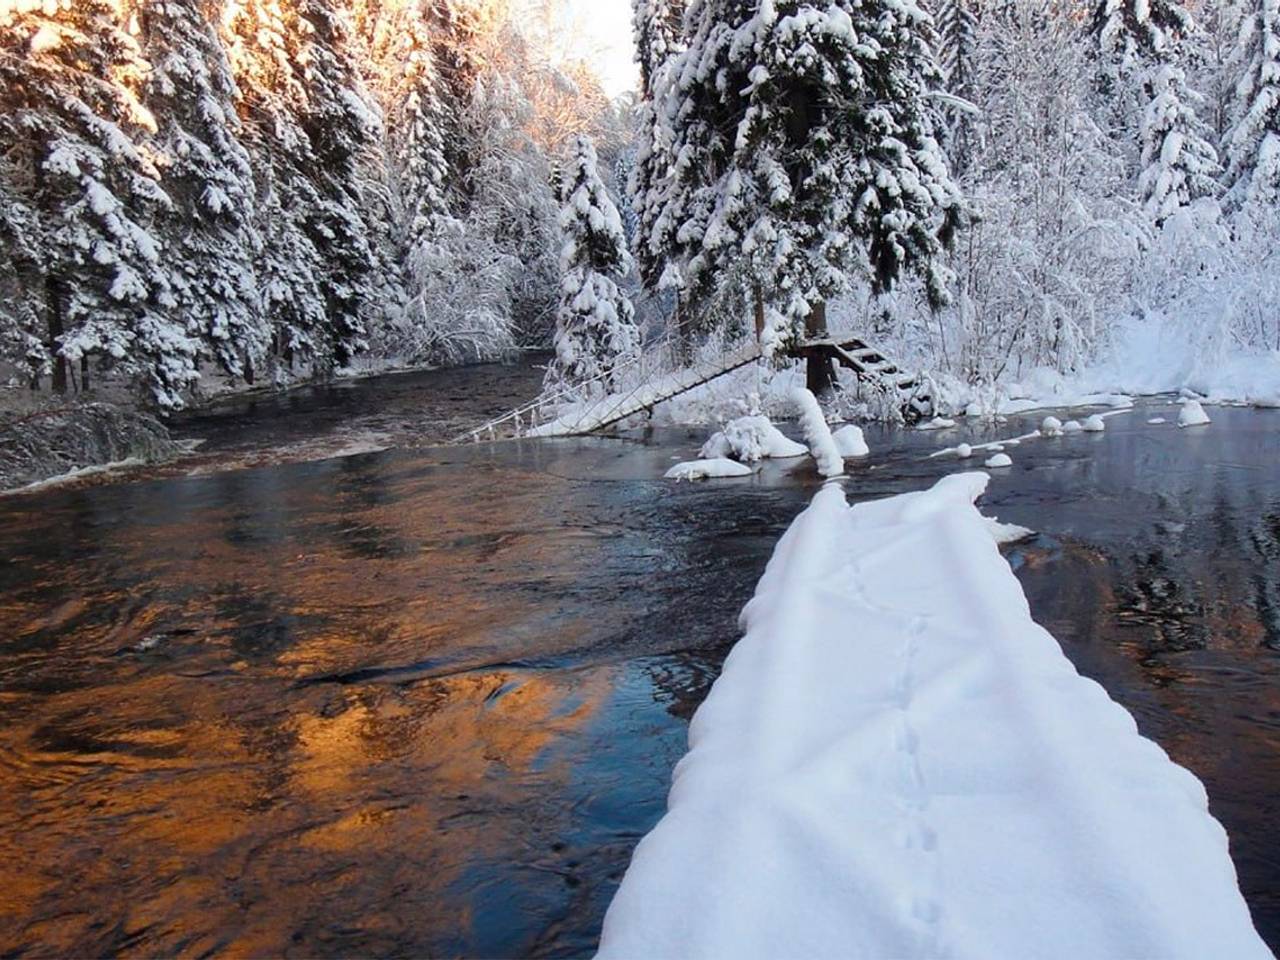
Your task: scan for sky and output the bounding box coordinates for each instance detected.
[565,0,638,98]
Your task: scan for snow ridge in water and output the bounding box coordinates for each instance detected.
[597,475,1268,960]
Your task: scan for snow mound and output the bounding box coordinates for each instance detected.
[1178,401,1211,428]
[955,443,973,459]
[1082,414,1107,432]
[1148,417,1168,424]
[699,432,732,459]
[701,415,808,462]
[831,424,869,459]
[664,459,754,482]
[791,389,843,478]
[1040,415,1064,437]
[985,452,1013,468]
[917,416,957,431]
[598,476,1268,960]
[1062,419,1084,434]
[984,515,1035,544]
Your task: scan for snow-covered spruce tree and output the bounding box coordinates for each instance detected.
[934,0,981,170]
[349,0,452,364]
[0,0,199,407]
[642,0,753,315]
[222,0,381,377]
[1223,0,1280,208]
[546,136,639,396]
[0,181,45,386]
[222,0,329,376]
[634,0,685,95]
[1191,1,1244,144]
[1137,63,1220,223]
[1092,0,1195,83]
[658,0,961,391]
[629,0,686,289]
[1091,0,1217,223]
[141,0,268,386]
[290,0,380,371]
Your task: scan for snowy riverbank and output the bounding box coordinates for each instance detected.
[598,474,1270,959]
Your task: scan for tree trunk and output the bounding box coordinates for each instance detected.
[753,283,765,343]
[673,294,693,366]
[47,276,67,395]
[804,300,836,395]
[80,354,90,392]
[244,352,255,386]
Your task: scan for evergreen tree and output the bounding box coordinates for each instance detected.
[934,0,981,169]
[1093,0,1194,81]
[222,0,380,375]
[633,0,684,96]
[0,0,198,407]
[1092,0,1215,224]
[629,0,685,289]
[1137,63,1220,223]
[222,0,329,374]
[656,0,961,371]
[291,0,380,370]
[141,0,267,384]
[643,0,766,311]
[0,180,45,386]
[1224,0,1280,207]
[546,136,639,395]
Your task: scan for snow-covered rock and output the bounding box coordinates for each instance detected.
[701,415,807,462]
[791,389,843,478]
[831,424,869,459]
[1062,419,1084,434]
[985,452,1013,468]
[1148,417,1168,424]
[1040,415,1064,437]
[1178,401,1211,428]
[1082,414,1107,432]
[598,476,1269,960]
[664,459,754,481]
[956,443,973,459]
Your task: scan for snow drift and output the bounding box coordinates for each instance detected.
[597,474,1268,960]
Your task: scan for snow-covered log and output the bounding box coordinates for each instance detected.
[598,474,1269,960]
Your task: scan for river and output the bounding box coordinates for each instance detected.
[0,358,1277,957]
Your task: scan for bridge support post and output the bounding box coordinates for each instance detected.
[805,301,836,396]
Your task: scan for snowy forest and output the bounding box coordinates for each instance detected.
[1,0,1278,412]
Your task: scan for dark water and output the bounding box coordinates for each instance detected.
[0,374,1277,957]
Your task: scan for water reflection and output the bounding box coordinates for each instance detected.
[0,398,1278,955]
[0,425,806,956]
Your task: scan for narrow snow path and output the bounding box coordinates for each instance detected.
[597,474,1270,960]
